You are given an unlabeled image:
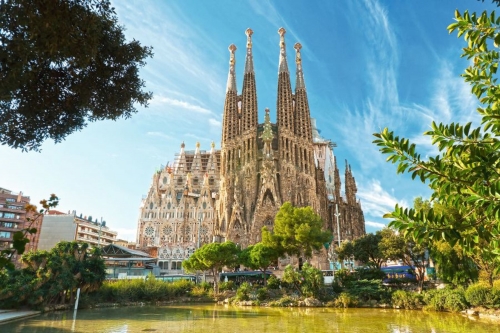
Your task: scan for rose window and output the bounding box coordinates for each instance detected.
[145,226,155,236]
[200,225,208,235]
[163,226,173,235]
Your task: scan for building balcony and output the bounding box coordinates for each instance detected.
[0,205,26,213]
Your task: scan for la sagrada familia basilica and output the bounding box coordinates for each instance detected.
[136,28,365,271]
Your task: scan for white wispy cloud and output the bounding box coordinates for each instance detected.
[114,2,225,104]
[247,0,319,63]
[208,118,221,128]
[146,131,173,140]
[361,0,400,109]
[185,133,215,144]
[357,179,408,219]
[365,221,387,229]
[330,0,403,173]
[151,96,212,114]
[430,60,480,126]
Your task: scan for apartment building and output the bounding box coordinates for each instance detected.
[0,187,36,265]
[38,210,117,250]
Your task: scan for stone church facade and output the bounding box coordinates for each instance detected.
[137,28,365,273]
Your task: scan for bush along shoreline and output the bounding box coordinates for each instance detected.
[4,264,500,321]
[74,268,500,321]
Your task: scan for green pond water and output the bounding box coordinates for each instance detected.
[2,305,500,333]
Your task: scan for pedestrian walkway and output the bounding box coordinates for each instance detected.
[0,309,40,324]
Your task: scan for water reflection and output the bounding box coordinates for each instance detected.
[1,305,499,333]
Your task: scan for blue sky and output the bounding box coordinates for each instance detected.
[0,0,495,241]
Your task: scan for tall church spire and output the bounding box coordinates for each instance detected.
[222,44,239,150]
[278,27,289,73]
[294,42,305,90]
[276,27,294,133]
[244,28,254,74]
[226,44,237,92]
[345,161,357,205]
[241,29,258,134]
[293,42,312,141]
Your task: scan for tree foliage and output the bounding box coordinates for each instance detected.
[182,241,239,293]
[379,228,428,291]
[262,202,331,259]
[335,239,355,261]
[281,263,324,298]
[0,193,58,270]
[353,233,385,269]
[0,241,105,308]
[373,9,500,262]
[0,0,153,151]
[239,242,280,285]
[336,232,386,268]
[414,197,480,285]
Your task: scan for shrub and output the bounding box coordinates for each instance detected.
[269,295,298,307]
[444,289,469,312]
[345,280,390,303]
[85,278,196,304]
[330,281,343,294]
[423,288,467,312]
[142,276,172,301]
[392,290,423,309]
[334,269,355,287]
[332,292,358,308]
[190,285,209,297]
[466,283,500,308]
[465,283,490,307]
[169,280,195,297]
[219,281,235,292]
[266,275,281,289]
[356,267,386,281]
[257,287,269,301]
[235,282,251,301]
[282,263,324,298]
[199,281,212,291]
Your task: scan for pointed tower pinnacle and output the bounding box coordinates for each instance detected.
[245,28,254,74]
[260,108,274,159]
[226,44,237,92]
[294,42,305,90]
[241,28,258,134]
[278,27,289,73]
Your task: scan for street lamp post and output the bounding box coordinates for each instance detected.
[334,204,341,247]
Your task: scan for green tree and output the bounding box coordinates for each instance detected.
[352,233,386,269]
[430,240,478,285]
[239,242,280,286]
[0,0,153,151]
[262,202,331,260]
[335,239,355,262]
[281,263,324,298]
[372,9,500,268]
[182,241,240,293]
[0,194,58,270]
[414,197,479,286]
[0,241,105,308]
[379,228,427,291]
